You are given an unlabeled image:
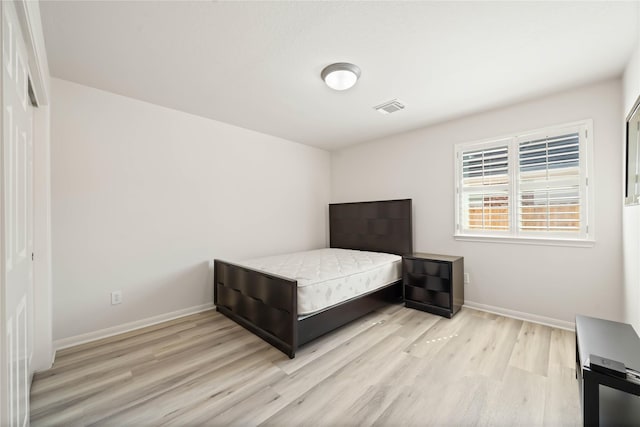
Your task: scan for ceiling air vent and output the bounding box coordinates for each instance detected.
[374,99,405,115]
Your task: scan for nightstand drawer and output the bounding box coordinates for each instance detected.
[404,259,450,279]
[405,285,451,309]
[406,273,450,292]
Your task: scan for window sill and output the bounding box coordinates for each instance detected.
[454,234,595,248]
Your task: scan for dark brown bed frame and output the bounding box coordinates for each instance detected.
[213,199,413,358]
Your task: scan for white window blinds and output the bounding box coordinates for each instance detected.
[455,121,592,243]
[460,144,510,233]
[518,132,581,234]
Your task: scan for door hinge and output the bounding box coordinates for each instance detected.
[31,252,34,261]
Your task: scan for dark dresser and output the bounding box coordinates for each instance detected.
[575,315,640,425]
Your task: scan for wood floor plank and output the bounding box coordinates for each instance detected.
[403,307,474,358]
[30,307,581,426]
[394,309,441,344]
[252,318,405,425]
[263,335,409,426]
[466,315,523,381]
[406,312,495,385]
[372,385,443,425]
[543,366,581,427]
[30,371,133,417]
[476,366,547,426]
[80,337,271,425]
[274,310,386,375]
[271,316,402,400]
[548,328,576,370]
[48,321,202,370]
[53,310,215,358]
[508,321,553,377]
[31,347,155,396]
[91,348,285,426]
[206,386,282,427]
[428,376,493,426]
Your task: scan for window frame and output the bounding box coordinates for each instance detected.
[454,120,595,247]
[625,95,640,206]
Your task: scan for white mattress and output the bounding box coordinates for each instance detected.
[239,248,402,316]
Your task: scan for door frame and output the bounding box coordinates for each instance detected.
[1,0,51,422]
[15,0,52,372]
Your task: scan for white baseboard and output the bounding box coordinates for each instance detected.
[51,301,573,356]
[463,301,575,331]
[53,303,215,351]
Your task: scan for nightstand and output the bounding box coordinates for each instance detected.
[403,253,464,318]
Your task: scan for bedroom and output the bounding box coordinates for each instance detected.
[1,0,640,425]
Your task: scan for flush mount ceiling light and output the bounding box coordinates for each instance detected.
[321,62,361,91]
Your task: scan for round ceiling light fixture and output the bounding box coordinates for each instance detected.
[321,62,361,91]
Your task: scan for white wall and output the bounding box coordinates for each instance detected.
[332,79,623,326]
[622,9,640,334]
[51,78,330,342]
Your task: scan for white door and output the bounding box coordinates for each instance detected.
[2,1,33,426]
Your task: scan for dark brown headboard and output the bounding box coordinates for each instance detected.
[329,199,413,256]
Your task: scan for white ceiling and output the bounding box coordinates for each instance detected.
[40,1,638,151]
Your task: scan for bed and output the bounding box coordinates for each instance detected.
[213,199,413,358]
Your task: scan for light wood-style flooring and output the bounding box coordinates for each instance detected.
[30,306,581,426]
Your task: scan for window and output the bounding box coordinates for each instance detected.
[455,121,593,244]
[626,95,640,205]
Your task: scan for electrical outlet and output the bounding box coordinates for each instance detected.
[464,273,470,285]
[111,290,122,305]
